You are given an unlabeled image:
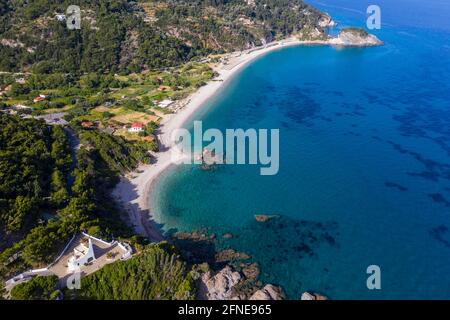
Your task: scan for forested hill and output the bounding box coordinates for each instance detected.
[0,0,328,74]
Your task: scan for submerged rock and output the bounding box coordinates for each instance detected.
[249,285,285,300]
[241,262,260,281]
[215,249,250,263]
[173,231,211,242]
[255,214,279,222]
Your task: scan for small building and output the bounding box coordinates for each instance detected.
[33,95,47,103]
[55,14,66,21]
[33,97,45,103]
[68,239,96,272]
[81,121,94,128]
[4,232,134,293]
[128,122,143,133]
[15,77,26,84]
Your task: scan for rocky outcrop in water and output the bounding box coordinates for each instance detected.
[197,264,285,300]
[222,233,233,239]
[255,214,280,222]
[330,28,383,47]
[249,285,285,300]
[241,263,259,281]
[215,249,251,263]
[198,266,242,300]
[178,229,330,301]
[300,292,329,300]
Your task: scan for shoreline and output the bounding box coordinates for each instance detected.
[112,36,377,240]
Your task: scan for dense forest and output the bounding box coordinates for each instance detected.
[0,0,327,73]
[0,115,71,234]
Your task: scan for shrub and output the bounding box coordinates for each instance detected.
[10,275,59,300]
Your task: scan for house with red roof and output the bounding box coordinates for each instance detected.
[33,94,47,103]
[128,122,143,133]
[81,121,95,128]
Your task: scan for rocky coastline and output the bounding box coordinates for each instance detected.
[171,230,329,301]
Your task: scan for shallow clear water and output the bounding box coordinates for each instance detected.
[151,0,450,299]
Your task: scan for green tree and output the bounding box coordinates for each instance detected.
[5,196,35,233]
[50,169,69,207]
[0,281,5,299]
[20,224,62,265]
[51,126,72,173]
[10,275,59,300]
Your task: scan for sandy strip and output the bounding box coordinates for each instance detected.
[112,38,334,241]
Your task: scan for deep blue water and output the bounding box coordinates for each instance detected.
[151,0,450,299]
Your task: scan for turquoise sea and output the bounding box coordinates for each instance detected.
[151,0,450,299]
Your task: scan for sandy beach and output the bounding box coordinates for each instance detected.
[112,37,334,240]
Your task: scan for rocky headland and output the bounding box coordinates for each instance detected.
[330,27,383,47]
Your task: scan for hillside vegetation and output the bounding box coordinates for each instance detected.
[0,115,71,234]
[0,114,150,278]
[0,0,327,73]
[10,275,59,300]
[68,243,196,300]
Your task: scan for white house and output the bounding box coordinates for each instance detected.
[128,122,143,133]
[68,238,96,272]
[55,14,66,21]
[4,233,134,293]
